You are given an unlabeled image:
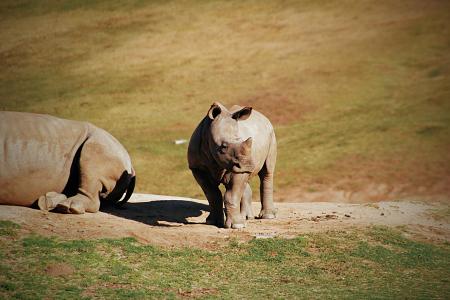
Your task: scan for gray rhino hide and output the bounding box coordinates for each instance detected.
[188,102,277,229]
[0,111,135,213]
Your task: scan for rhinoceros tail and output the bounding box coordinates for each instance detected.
[117,174,135,207]
[103,170,135,207]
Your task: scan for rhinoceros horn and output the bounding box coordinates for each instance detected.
[240,137,252,156]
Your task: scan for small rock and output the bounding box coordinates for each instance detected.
[156,221,184,227]
[344,214,351,218]
[174,139,187,145]
[254,232,277,239]
[380,212,385,216]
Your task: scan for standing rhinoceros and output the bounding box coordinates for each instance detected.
[188,102,277,229]
[0,111,135,214]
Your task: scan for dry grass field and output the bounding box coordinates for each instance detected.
[1,0,449,201]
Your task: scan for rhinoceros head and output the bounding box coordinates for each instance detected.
[207,102,255,173]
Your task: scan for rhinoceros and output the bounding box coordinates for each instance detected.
[0,111,135,214]
[188,102,277,229]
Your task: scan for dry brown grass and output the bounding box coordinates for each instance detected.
[0,0,449,200]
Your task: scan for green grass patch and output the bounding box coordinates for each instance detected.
[0,221,449,299]
[0,221,20,237]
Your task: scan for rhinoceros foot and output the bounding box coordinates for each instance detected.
[225,215,246,229]
[68,201,86,214]
[242,207,254,220]
[54,198,85,214]
[258,208,277,219]
[38,192,67,211]
[231,223,245,229]
[240,211,254,221]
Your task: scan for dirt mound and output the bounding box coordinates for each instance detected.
[0,194,448,248]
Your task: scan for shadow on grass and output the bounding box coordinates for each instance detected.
[101,200,210,227]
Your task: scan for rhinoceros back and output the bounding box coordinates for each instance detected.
[0,111,90,206]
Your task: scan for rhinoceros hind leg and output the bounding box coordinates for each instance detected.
[258,142,277,220]
[55,137,111,214]
[257,170,277,219]
[38,192,67,211]
[54,187,100,214]
[257,172,277,219]
[54,197,83,214]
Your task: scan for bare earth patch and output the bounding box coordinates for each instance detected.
[232,91,315,125]
[0,194,448,248]
[45,263,74,277]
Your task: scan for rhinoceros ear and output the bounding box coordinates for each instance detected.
[208,102,225,120]
[240,137,252,156]
[232,106,252,121]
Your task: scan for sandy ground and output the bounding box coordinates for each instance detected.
[0,193,449,248]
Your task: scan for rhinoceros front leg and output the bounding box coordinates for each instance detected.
[191,168,224,227]
[240,183,254,220]
[224,173,249,229]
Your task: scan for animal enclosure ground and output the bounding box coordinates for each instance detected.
[0,194,449,248]
[0,201,449,299]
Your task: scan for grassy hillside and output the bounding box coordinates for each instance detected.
[1,0,449,200]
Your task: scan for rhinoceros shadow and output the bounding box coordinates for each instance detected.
[101,200,210,226]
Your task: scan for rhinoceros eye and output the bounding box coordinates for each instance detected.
[218,142,228,154]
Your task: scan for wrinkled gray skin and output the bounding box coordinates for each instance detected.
[188,102,277,229]
[0,111,135,214]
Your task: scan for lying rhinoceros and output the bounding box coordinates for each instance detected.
[188,102,277,229]
[0,111,135,214]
